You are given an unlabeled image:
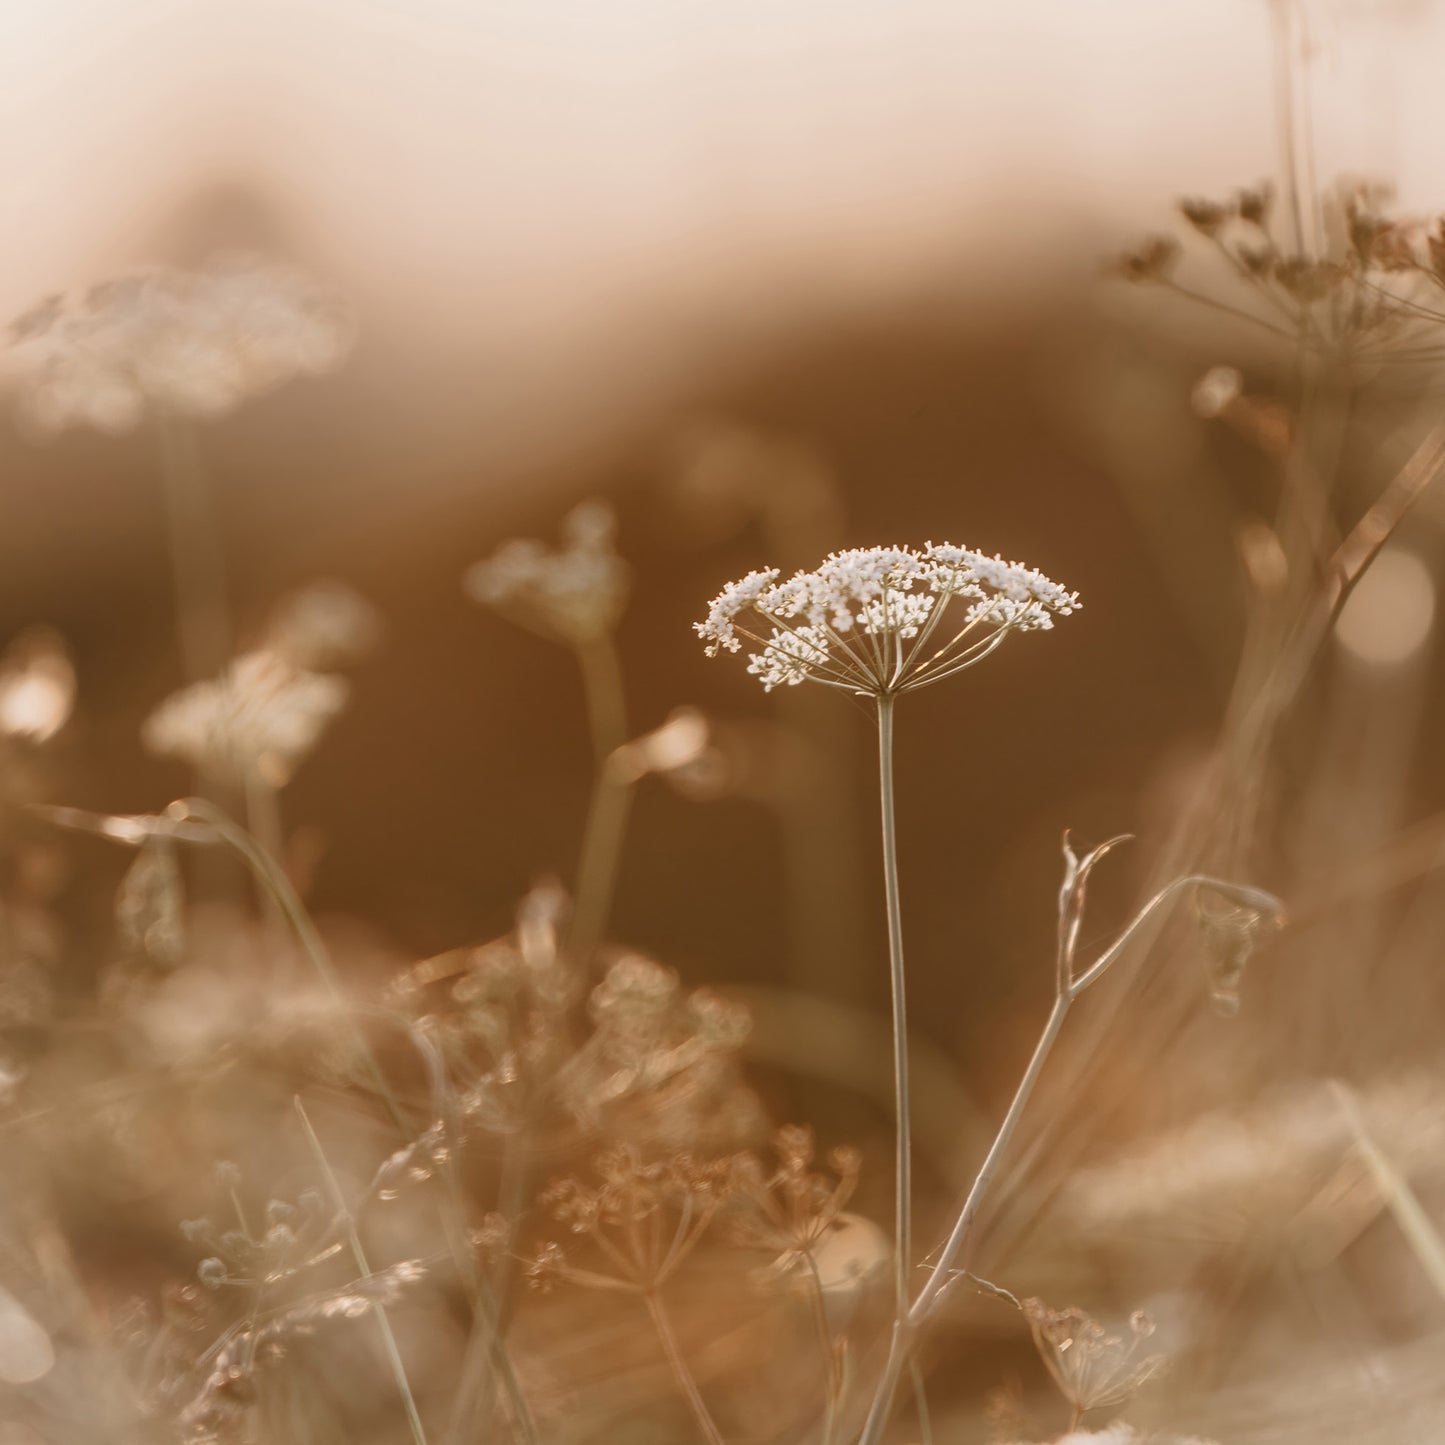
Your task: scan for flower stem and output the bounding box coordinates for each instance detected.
[295,1099,429,1445]
[569,758,635,967]
[858,993,1071,1445]
[568,633,632,963]
[576,635,628,765]
[643,1288,725,1445]
[875,692,912,1334]
[156,413,230,687]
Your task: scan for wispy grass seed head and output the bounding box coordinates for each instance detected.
[696,543,1078,696]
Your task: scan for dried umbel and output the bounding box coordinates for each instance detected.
[1118,177,1445,364]
[142,651,349,787]
[1022,1298,1166,1423]
[696,543,1078,695]
[465,500,630,646]
[3,255,351,435]
[725,1125,864,1284]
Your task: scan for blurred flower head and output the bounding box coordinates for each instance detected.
[142,650,348,786]
[465,500,629,647]
[0,626,74,744]
[3,254,352,436]
[697,543,1078,695]
[263,578,383,672]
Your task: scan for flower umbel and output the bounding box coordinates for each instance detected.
[1022,1298,1166,1423]
[465,500,629,646]
[696,543,1078,695]
[3,255,351,435]
[142,651,348,787]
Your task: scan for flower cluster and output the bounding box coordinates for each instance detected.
[696,544,1078,695]
[142,651,349,787]
[3,255,351,434]
[465,500,629,646]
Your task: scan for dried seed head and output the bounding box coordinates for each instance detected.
[1178,197,1230,236]
[1116,236,1180,283]
[1022,1298,1167,1414]
[1235,183,1273,226]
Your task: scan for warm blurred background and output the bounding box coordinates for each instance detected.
[6,1,1445,1442]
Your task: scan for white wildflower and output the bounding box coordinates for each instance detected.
[3,255,351,436]
[465,500,629,645]
[142,651,348,786]
[696,543,1078,695]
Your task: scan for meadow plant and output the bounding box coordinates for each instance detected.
[8,14,1445,1444]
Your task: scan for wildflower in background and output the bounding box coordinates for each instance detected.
[262,579,383,672]
[465,500,629,648]
[2,255,352,435]
[697,543,1078,696]
[142,651,348,789]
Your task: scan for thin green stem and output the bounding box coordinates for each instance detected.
[294,1098,429,1445]
[643,1289,725,1445]
[875,693,912,1330]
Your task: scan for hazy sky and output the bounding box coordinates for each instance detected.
[3,0,1441,324]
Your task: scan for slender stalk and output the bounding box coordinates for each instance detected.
[576,635,628,765]
[567,632,633,962]
[642,1289,725,1445]
[156,412,230,686]
[857,993,1071,1445]
[294,1099,429,1445]
[569,757,635,966]
[857,867,1282,1443]
[801,1255,842,1445]
[175,798,409,1136]
[875,692,912,1330]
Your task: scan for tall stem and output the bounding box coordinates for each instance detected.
[857,993,1071,1445]
[875,693,912,1329]
[576,635,628,765]
[569,633,632,963]
[295,1099,429,1445]
[569,760,635,967]
[643,1289,725,1445]
[156,413,230,686]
